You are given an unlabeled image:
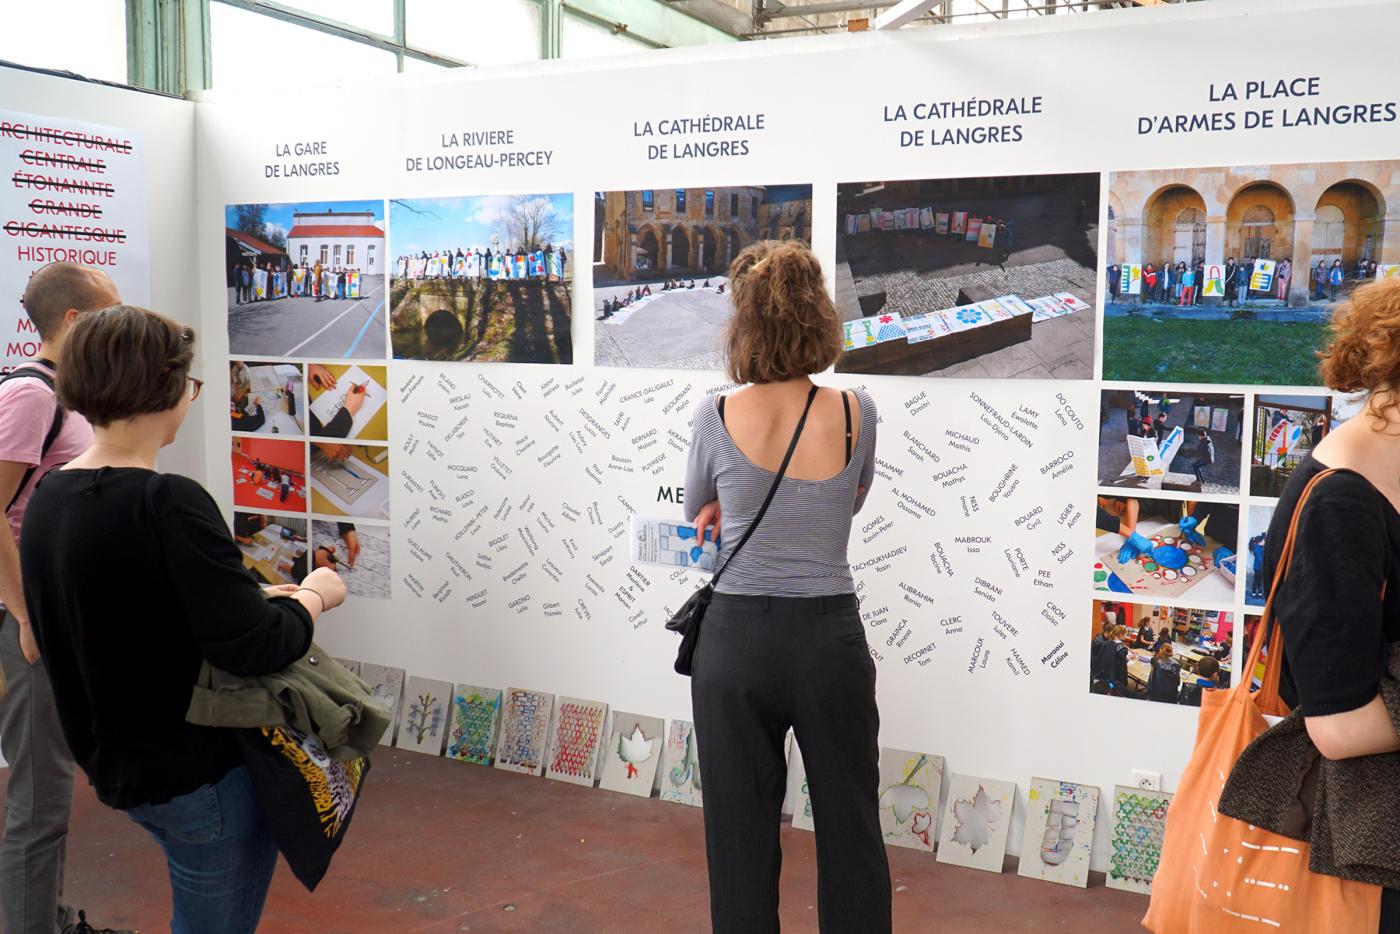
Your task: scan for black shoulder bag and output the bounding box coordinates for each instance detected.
[666,384,818,676]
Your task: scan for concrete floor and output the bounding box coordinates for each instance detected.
[44,749,1149,933]
[227,276,387,359]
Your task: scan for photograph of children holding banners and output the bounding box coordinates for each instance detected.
[389,193,573,364]
[225,200,386,359]
[1102,159,1400,385]
[1097,388,1243,495]
[833,172,1100,380]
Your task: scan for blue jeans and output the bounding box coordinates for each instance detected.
[126,766,278,934]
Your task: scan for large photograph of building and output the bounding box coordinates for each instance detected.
[591,184,812,369]
[833,173,1099,380]
[1102,160,1400,385]
[389,194,573,364]
[225,200,386,359]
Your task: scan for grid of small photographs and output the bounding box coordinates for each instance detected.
[226,197,395,600]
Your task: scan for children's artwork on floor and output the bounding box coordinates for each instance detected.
[396,676,452,756]
[545,696,609,786]
[1098,389,1244,495]
[786,738,814,832]
[1244,504,1276,607]
[597,711,665,797]
[1089,600,1234,705]
[1017,778,1100,888]
[1107,785,1173,895]
[876,748,944,852]
[232,512,307,587]
[660,719,702,807]
[231,437,307,513]
[390,194,573,364]
[935,775,1016,873]
[592,184,812,370]
[1093,496,1238,603]
[629,515,720,572]
[229,361,304,435]
[306,364,388,441]
[309,443,390,519]
[359,663,405,746]
[225,200,387,360]
[495,687,555,776]
[445,685,502,766]
[311,520,391,600]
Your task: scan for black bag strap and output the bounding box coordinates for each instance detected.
[1,360,65,515]
[843,390,853,466]
[711,384,818,589]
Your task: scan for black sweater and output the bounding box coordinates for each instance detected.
[20,468,312,809]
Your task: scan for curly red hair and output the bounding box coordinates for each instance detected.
[724,240,841,384]
[1319,277,1400,420]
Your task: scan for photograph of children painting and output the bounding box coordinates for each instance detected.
[1249,393,1365,498]
[591,185,812,370]
[225,200,386,359]
[1097,389,1243,495]
[832,172,1100,379]
[1102,159,1400,385]
[1093,496,1238,604]
[229,360,304,436]
[311,520,391,600]
[232,512,308,587]
[1089,600,1233,705]
[389,194,573,364]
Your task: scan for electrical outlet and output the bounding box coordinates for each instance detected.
[1132,770,1162,791]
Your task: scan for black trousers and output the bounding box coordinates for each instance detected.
[691,592,891,933]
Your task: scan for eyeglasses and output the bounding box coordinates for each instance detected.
[187,376,204,402]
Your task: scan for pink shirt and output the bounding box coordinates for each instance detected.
[0,362,94,543]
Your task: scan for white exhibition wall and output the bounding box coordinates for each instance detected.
[4,0,1396,877]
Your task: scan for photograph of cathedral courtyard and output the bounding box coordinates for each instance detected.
[833,172,1099,380]
[592,184,812,370]
[1102,159,1400,386]
[389,193,573,365]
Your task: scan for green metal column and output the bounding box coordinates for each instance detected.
[541,0,564,59]
[126,0,211,93]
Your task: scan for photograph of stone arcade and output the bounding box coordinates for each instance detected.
[1103,160,1400,386]
[591,184,812,369]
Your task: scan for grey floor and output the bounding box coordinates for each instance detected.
[227,275,387,359]
[593,283,731,370]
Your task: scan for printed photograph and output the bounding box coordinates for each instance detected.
[310,442,390,520]
[312,520,391,600]
[1243,504,1276,608]
[1102,159,1400,385]
[1241,614,1267,691]
[1249,392,1365,498]
[1093,496,1238,604]
[305,363,388,442]
[390,194,573,364]
[1097,389,1244,494]
[592,184,812,369]
[832,172,1100,379]
[228,361,304,436]
[1089,600,1234,704]
[232,512,308,587]
[231,437,307,513]
[225,200,386,359]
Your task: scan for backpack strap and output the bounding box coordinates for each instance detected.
[1,362,65,516]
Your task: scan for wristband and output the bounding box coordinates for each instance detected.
[295,588,326,613]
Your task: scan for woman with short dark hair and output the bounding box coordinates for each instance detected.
[19,306,346,933]
[684,240,889,932]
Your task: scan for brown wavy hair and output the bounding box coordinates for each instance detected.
[1319,278,1400,423]
[56,305,195,427]
[724,240,841,384]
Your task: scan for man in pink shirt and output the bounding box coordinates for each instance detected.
[0,263,130,934]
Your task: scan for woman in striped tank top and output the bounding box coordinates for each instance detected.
[684,240,890,933]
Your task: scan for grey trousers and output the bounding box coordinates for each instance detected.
[691,592,891,934]
[0,611,76,934]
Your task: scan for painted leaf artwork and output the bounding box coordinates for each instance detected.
[598,712,665,797]
[445,684,502,766]
[396,676,453,756]
[494,687,555,776]
[1107,785,1173,895]
[659,719,702,807]
[544,696,609,786]
[1017,777,1100,888]
[936,775,1017,873]
[877,748,944,852]
[358,663,405,747]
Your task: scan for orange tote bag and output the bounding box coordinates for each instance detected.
[1143,470,1382,932]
